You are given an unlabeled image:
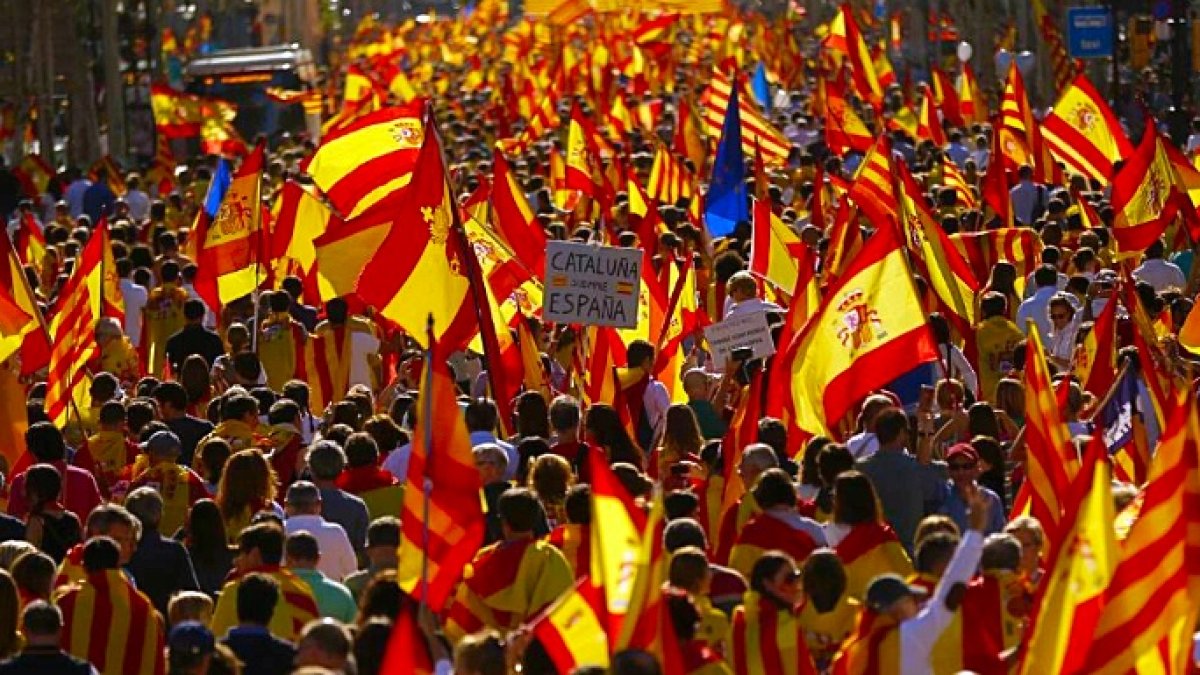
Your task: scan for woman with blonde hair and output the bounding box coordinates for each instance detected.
[527,454,573,528]
[214,450,280,543]
[649,404,705,484]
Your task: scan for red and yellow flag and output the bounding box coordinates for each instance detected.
[192,141,265,311]
[492,154,549,276]
[1074,293,1118,400]
[56,569,166,675]
[647,144,694,206]
[397,322,485,611]
[823,75,874,155]
[532,578,610,672]
[749,198,806,293]
[269,180,335,284]
[1110,115,1188,255]
[999,63,1061,185]
[1018,436,1116,675]
[780,224,936,438]
[700,68,789,166]
[1042,73,1133,185]
[822,3,883,110]
[566,102,596,196]
[958,64,987,125]
[589,450,648,638]
[916,84,946,147]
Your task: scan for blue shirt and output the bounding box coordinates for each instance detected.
[857,449,947,552]
[935,482,1006,535]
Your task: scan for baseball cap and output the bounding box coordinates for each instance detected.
[168,621,214,658]
[865,573,928,612]
[945,443,980,465]
[140,430,182,455]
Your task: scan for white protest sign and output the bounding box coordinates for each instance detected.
[704,311,777,366]
[543,241,642,328]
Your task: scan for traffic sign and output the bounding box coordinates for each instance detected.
[1067,7,1114,59]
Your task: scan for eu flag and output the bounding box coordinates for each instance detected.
[705,80,748,237]
[202,158,232,219]
[751,62,772,113]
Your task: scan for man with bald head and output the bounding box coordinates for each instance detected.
[713,443,778,564]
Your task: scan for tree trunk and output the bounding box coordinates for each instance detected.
[62,0,102,168]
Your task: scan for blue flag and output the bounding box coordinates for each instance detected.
[751,62,772,113]
[203,158,232,219]
[705,83,748,237]
[1100,366,1140,454]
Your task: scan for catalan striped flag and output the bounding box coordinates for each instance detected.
[749,198,806,294]
[303,100,424,219]
[895,165,980,337]
[700,68,790,166]
[1032,0,1076,93]
[999,63,1061,185]
[732,591,820,675]
[1042,73,1132,185]
[1082,397,1200,674]
[607,95,634,139]
[646,144,694,206]
[764,243,819,431]
[397,320,485,612]
[779,224,937,439]
[1020,326,1081,561]
[211,566,319,641]
[45,218,122,426]
[1017,435,1116,675]
[56,569,165,675]
[821,200,863,289]
[144,134,177,197]
[192,141,265,311]
[848,135,898,229]
[941,156,977,209]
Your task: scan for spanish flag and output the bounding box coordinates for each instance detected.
[532,578,610,672]
[958,64,987,125]
[270,180,335,283]
[589,449,648,638]
[834,521,913,600]
[492,154,549,276]
[1074,293,1117,400]
[12,153,53,200]
[823,75,874,155]
[1082,397,1200,674]
[396,321,485,612]
[1042,73,1132,185]
[822,3,883,110]
[728,511,821,580]
[673,95,706,172]
[1110,115,1188,255]
[546,523,591,580]
[192,141,265,311]
[0,259,33,366]
[916,85,946,147]
[930,67,963,128]
[1017,435,1115,675]
[566,101,596,196]
[948,228,1042,297]
[780,223,937,438]
[14,210,45,268]
[354,117,478,350]
[211,565,319,642]
[302,100,425,219]
[56,569,165,675]
[749,198,806,294]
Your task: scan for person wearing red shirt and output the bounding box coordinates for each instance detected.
[7,423,102,523]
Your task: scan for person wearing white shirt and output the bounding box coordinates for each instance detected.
[464,398,520,480]
[930,315,979,398]
[1046,294,1082,370]
[283,481,359,582]
[1008,165,1045,226]
[624,339,671,451]
[1133,239,1188,293]
[723,270,784,319]
[846,395,894,461]
[123,174,151,222]
[862,486,988,675]
[1016,265,1062,343]
[118,259,149,348]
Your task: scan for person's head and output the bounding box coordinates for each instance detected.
[325,297,349,325]
[472,443,509,485]
[167,621,216,674]
[10,551,55,602]
[668,546,712,594]
[865,572,926,621]
[915,531,959,577]
[20,601,62,647]
[681,368,711,401]
[662,404,703,458]
[945,443,981,488]
[800,548,847,612]
[296,618,352,670]
[217,449,278,520]
[1004,516,1045,576]
[1145,238,1166,260]
[816,443,854,489]
[515,391,550,438]
[832,471,879,525]
[153,381,190,417]
[464,398,499,434]
[362,414,402,454]
[364,516,401,567]
[343,432,380,468]
[22,464,63,511]
[609,650,663,675]
[84,504,140,564]
[235,522,286,571]
[980,533,1022,573]
[737,443,779,488]
[183,299,206,324]
[726,270,758,303]
[752,468,797,510]
[285,481,323,518]
[306,439,347,482]
[143,429,183,463]
[749,550,802,607]
[528,454,572,505]
[235,572,279,626]
[995,378,1025,417]
[1033,264,1058,289]
[82,536,122,573]
[95,317,125,348]
[663,518,708,552]
[167,590,214,627]
[873,407,909,450]
[125,486,165,533]
[221,394,258,425]
[285,531,321,571]
[453,630,506,675]
[626,339,656,371]
[25,422,66,463]
[497,488,541,539]
[548,395,581,436]
[980,291,1008,320]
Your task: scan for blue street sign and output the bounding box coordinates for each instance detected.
[1067,7,1114,59]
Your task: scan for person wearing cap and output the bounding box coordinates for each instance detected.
[128,430,210,536]
[166,621,215,675]
[833,485,989,674]
[283,481,358,581]
[56,537,166,675]
[0,601,96,674]
[934,444,1006,536]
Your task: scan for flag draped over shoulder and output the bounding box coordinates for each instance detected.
[395,323,485,611]
[192,141,265,312]
[1042,73,1132,185]
[56,569,165,675]
[779,224,937,438]
[354,116,478,350]
[302,101,425,218]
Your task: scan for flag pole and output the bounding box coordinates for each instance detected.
[419,313,435,608]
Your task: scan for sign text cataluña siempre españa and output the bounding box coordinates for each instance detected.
[543,241,643,328]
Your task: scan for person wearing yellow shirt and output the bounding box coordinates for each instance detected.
[144,260,190,378]
[258,291,309,392]
[195,393,264,457]
[974,292,1025,403]
[78,401,138,499]
[94,318,140,388]
[669,546,730,651]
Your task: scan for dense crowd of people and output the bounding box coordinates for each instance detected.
[0,2,1198,675]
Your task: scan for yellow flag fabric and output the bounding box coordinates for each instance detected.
[1042,73,1133,185]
